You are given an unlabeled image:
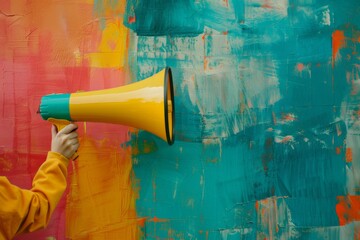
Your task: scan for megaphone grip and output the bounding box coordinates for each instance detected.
[48,118,79,160]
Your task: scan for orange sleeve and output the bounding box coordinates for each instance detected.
[0,151,69,239]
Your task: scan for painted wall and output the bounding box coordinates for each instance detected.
[1,0,359,239]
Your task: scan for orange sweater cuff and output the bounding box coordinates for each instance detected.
[47,151,70,167]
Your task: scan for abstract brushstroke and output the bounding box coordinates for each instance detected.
[127,0,360,239]
[1,0,360,239]
[65,133,140,239]
[1,0,136,239]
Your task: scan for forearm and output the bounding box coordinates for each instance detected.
[0,151,69,238]
[20,151,69,233]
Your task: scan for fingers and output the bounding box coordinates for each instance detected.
[51,122,80,159]
[67,131,78,140]
[67,138,79,146]
[58,123,78,135]
[60,138,80,159]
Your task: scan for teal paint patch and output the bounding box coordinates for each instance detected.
[126,0,360,239]
[124,0,204,36]
[39,94,71,121]
[131,133,263,238]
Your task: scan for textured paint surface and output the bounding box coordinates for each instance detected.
[126,0,360,239]
[0,0,359,240]
[1,0,138,239]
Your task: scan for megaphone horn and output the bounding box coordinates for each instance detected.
[39,67,175,145]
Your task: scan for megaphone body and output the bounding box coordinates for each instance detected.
[39,67,174,145]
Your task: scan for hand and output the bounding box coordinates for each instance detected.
[51,123,79,160]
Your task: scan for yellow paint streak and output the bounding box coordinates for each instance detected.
[66,134,141,239]
[86,20,128,68]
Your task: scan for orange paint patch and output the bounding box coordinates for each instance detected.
[282,113,296,122]
[128,16,136,23]
[137,218,147,228]
[336,195,360,226]
[66,134,141,239]
[24,1,94,67]
[152,216,169,223]
[336,147,341,155]
[281,135,294,143]
[296,63,304,72]
[332,30,346,67]
[346,148,353,163]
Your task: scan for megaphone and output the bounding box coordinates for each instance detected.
[39,67,175,145]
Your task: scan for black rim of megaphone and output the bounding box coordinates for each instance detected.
[164,67,175,145]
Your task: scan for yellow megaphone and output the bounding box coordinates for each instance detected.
[39,67,175,145]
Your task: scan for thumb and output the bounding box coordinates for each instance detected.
[51,125,58,139]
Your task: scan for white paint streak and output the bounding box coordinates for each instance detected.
[341,75,360,195]
[321,8,331,26]
[220,228,252,240]
[173,180,178,199]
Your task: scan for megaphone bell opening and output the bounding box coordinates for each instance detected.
[164,67,175,145]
